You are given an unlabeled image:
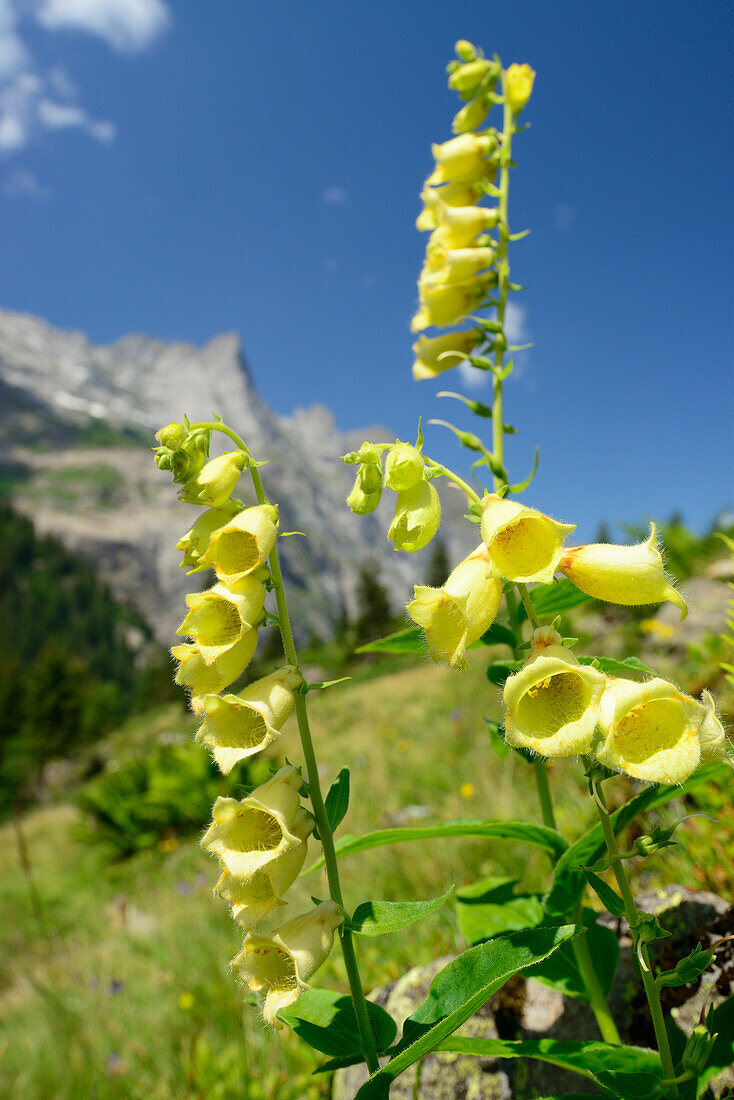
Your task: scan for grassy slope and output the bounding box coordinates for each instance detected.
[0,655,724,1099]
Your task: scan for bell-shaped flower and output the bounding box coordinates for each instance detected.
[425,244,495,285]
[388,479,441,552]
[196,504,279,583]
[196,666,303,773]
[412,329,483,380]
[697,690,729,763]
[481,494,576,584]
[231,901,343,1027]
[178,451,248,508]
[412,275,493,332]
[426,201,499,250]
[171,631,259,705]
[427,133,495,185]
[416,181,486,230]
[177,500,244,572]
[595,677,707,784]
[176,569,267,664]
[558,523,687,620]
[346,478,381,516]
[503,628,606,757]
[384,442,424,492]
[201,765,313,880]
[505,63,536,115]
[213,838,308,930]
[407,544,502,670]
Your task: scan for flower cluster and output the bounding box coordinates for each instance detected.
[156,421,342,1025]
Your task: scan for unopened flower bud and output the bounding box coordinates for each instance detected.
[407,544,502,670]
[503,628,606,757]
[453,97,490,134]
[558,523,687,620]
[449,59,493,94]
[155,447,173,471]
[347,476,381,516]
[179,451,248,508]
[388,479,441,553]
[682,1024,717,1075]
[384,443,424,492]
[481,494,576,584]
[505,63,536,114]
[359,461,383,494]
[357,441,380,465]
[155,421,188,449]
[455,40,478,62]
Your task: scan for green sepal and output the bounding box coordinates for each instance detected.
[655,942,714,989]
[350,887,454,937]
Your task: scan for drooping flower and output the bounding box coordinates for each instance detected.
[197,504,279,582]
[177,500,245,572]
[201,765,313,880]
[178,451,248,508]
[452,97,490,134]
[595,677,706,784]
[175,570,267,663]
[412,275,494,332]
[196,666,303,773]
[447,57,494,95]
[505,63,536,115]
[412,329,483,380]
[214,837,309,931]
[697,690,729,763]
[384,442,424,492]
[406,544,502,670]
[481,494,576,584]
[171,631,259,703]
[503,628,606,756]
[558,523,687,620]
[231,901,343,1027]
[426,133,495,185]
[424,244,496,285]
[425,201,500,249]
[388,479,441,552]
[416,181,486,230]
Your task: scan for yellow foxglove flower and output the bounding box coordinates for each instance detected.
[388,479,441,552]
[177,500,244,572]
[412,275,493,332]
[481,495,576,584]
[426,201,499,249]
[231,901,343,1027]
[452,97,490,134]
[595,677,704,784]
[505,63,536,115]
[197,504,279,582]
[406,544,502,670]
[179,451,248,508]
[424,244,495,284]
[448,58,493,95]
[696,690,729,763]
[503,628,606,756]
[196,666,303,773]
[171,630,258,701]
[416,181,487,231]
[384,442,424,492]
[427,133,494,185]
[412,329,483,380]
[558,523,687,620]
[346,479,381,515]
[201,765,313,880]
[176,570,267,664]
[214,840,308,930]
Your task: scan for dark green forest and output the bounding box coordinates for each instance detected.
[0,501,178,812]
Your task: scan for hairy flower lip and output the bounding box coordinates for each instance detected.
[388,480,441,552]
[214,838,308,931]
[480,495,576,584]
[171,630,259,700]
[175,574,267,665]
[198,504,279,582]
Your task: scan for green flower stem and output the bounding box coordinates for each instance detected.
[490,84,515,491]
[593,781,678,1093]
[424,459,482,505]
[532,758,557,831]
[189,422,380,1075]
[515,581,538,629]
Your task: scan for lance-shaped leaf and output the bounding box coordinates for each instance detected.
[518,578,593,618]
[304,819,568,875]
[356,627,423,654]
[354,925,579,1099]
[545,763,729,916]
[324,767,350,833]
[456,876,544,945]
[278,988,396,1057]
[485,659,521,687]
[350,887,454,936]
[528,909,619,1000]
[578,655,658,677]
[431,1038,662,1093]
[582,869,625,918]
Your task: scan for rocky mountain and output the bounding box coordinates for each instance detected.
[0,306,474,642]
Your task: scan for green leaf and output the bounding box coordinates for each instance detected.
[278,988,396,1057]
[485,719,512,759]
[582,869,625,918]
[431,1038,661,1092]
[303,819,568,875]
[350,887,454,937]
[528,909,619,1000]
[578,655,658,677]
[355,627,423,654]
[595,1070,667,1099]
[474,620,517,649]
[456,876,544,944]
[324,767,350,833]
[354,925,580,1099]
[485,659,521,687]
[520,578,593,619]
[544,764,729,916]
[508,445,539,493]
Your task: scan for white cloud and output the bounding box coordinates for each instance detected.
[0,0,27,79]
[3,165,52,197]
[553,202,575,231]
[36,0,171,53]
[37,95,115,140]
[323,185,347,204]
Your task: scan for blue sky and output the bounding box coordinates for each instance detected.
[1,0,732,541]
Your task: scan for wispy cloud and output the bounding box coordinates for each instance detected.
[323,185,347,204]
[0,0,170,155]
[2,165,52,197]
[553,202,576,231]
